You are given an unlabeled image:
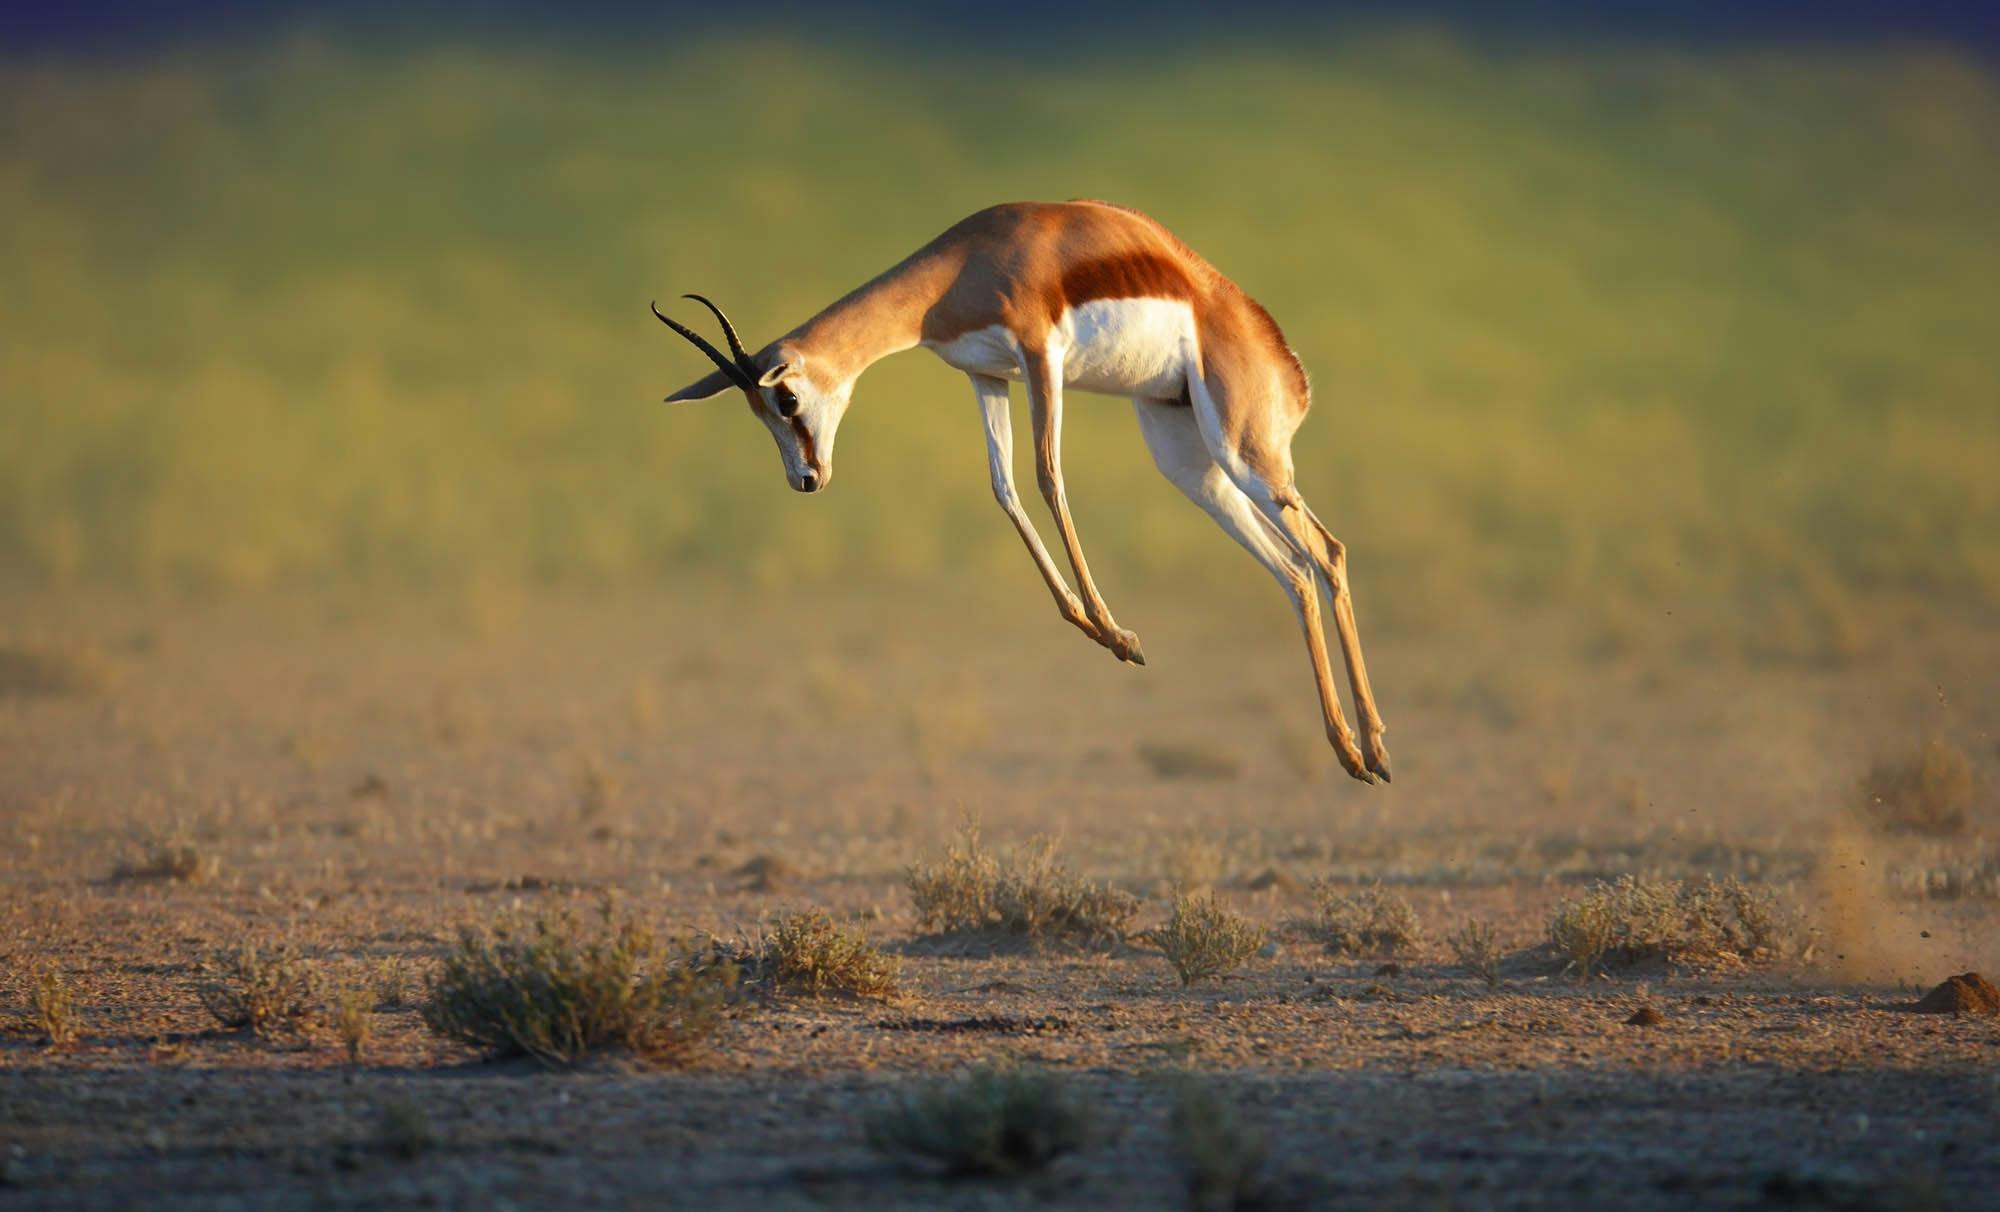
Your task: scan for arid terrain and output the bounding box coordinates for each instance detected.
[7,12,2000,1210]
[4,582,1998,1210]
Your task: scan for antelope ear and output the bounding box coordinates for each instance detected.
[757,359,797,388]
[664,367,739,403]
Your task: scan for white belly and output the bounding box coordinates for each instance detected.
[1059,298,1196,398]
[923,297,1196,399]
[923,324,1025,380]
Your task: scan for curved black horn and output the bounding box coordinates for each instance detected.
[680,293,755,375]
[651,300,751,387]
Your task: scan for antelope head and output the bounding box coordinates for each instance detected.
[653,295,848,493]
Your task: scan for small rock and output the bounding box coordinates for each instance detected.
[1374,962,1401,977]
[1909,972,2000,1015]
[1626,1005,1665,1027]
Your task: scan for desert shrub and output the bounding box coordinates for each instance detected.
[1546,875,1792,977]
[111,837,218,884]
[907,820,1138,947]
[1446,918,1502,985]
[865,1066,1094,1176]
[332,983,372,1062]
[30,967,78,1049]
[1156,891,1265,986]
[1169,1081,1281,1212]
[1307,882,1423,956]
[421,905,735,1066]
[1858,739,1983,836]
[760,908,901,999]
[198,941,317,1035]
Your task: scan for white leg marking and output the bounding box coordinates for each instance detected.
[1030,341,1144,664]
[970,373,1101,644]
[1132,397,1307,595]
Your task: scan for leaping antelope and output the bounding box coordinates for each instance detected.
[651,200,1391,784]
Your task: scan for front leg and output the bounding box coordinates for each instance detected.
[968,374,1109,650]
[1023,345,1145,666]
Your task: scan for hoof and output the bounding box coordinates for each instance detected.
[1115,631,1146,666]
[1327,732,1376,785]
[1363,731,1392,783]
[1333,751,1376,785]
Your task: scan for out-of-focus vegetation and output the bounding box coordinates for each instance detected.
[1857,737,1985,836]
[4,31,1997,629]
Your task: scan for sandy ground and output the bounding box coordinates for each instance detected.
[3,580,1998,1209]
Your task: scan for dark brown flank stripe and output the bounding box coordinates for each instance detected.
[1053,251,1199,314]
[1057,252,1203,406]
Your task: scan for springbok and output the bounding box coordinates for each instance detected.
[652,200,1391,784]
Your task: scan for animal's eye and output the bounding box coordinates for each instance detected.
[772,384,801,418]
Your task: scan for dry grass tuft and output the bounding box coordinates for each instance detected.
[30,967,79,1049]
[1858,739,1983,836]
[865,1065,1094,1176]
[421,904,735,1066]
[1307,882,1423,957]
[1169,1081,1282,1212]
[197,942,318,1035]
[1446,918,1503,985]
[1547,875,1793,977]
[1155,890,1265,986]
[907,819,1138,948]
[331,983,373,1062]
[111,836,219,884]
[759,908,901,999]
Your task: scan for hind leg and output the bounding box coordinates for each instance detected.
[1134,398,1375,784]
[1216,463,1391,783]
[1184,361,1391,782]
[1292,501,1390,781]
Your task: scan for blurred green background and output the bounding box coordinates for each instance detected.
[5,25,1997,650]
